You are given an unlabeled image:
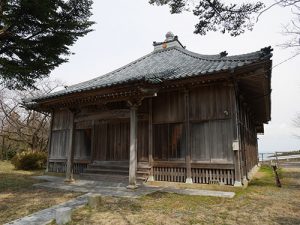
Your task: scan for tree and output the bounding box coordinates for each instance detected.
[149,0,264,36]
[279,2,300,54]
[0,79,63,159]
[0,0,94,90]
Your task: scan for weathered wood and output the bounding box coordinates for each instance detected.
[128,104,138,188]
[152,161,234,169]
[74,129,92,160]
[148,98,154,181]
[93,120,130,161]
[233,83,242,186]
[184,90,192,183]
[65,110,75,182]
[46,111,54,172]
[137,120,149,162]
[153,91,184,124]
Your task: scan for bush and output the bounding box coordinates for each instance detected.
[6,149,17,160]
[11,150,47,170]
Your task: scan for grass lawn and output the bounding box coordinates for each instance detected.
[70,165,300,225]
[0,161,80,224]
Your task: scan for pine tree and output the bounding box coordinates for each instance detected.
[0,0,94,89]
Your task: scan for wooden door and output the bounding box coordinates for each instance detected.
[93,119,130,161]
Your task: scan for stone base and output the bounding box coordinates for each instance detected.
[243,177,249,188]
[247,165,260,180]
[56,207,72,225]
[233,181,243,187]
[185,177,193,184]
[147,175,155,182]
[64,178,75,183]
[126,184,138,189]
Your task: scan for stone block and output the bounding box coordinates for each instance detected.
[88,194,102,209]
[55,207,72,225]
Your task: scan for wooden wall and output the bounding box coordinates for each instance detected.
[49,85,236,164]
[189,85,235,163]
[152,85,235,163]
[50,109,92,161]
[50,109,72,159]
[93,119,130,161]
[238,101,259,177]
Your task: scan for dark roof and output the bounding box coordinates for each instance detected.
[28,44,272,102]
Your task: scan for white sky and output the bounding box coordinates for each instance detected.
[51,0,300,153]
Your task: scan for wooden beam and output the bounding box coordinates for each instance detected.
[65,110,76,182]
[184,90,192,184]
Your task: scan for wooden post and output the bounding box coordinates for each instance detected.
[275,152,280,168]
[184,90,192,184]
[46,111,54,173]
[90,120,95,163]
[127,103,138,189]
[65,110,75,182]
[148,98,154,181]
[233,84,242,187]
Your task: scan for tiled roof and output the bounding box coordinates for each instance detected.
[29,45,272,102]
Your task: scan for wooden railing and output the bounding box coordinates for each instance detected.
[48,161,88,174]
[153,166,235,185]
[191,168,234,185]
[153,167,186,182]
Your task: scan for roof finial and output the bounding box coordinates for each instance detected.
[165,31,175,41]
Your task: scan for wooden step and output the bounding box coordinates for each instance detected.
[87,164,129,170]
[84,168,129,175]
[80,173,128,182]
[136,170,150,175]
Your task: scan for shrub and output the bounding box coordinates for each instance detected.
[11,150,47,170]
[6,149,17,160]
[1,148,17,160]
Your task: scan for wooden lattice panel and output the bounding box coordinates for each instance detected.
[191,168,234,185]
[153,167,186,182]
[48,162,87,174]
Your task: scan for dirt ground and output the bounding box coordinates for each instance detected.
[0,161,80,224]
[71,165,300,225]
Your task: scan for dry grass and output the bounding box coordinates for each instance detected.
[71,165,300,225]
[0,161,80,224]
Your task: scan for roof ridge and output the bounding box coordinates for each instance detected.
[175,46,272,62]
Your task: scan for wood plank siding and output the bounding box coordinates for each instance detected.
[47,83,258,185]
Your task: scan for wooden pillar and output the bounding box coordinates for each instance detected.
[127,103,138,189]
[184,90,192,184]
[233,85,243,187]
[90,120,95,162]
[65,110,75,182]
[148,98,154,181]
[46,111,54,173]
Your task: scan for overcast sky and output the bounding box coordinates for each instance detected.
[51,0,300,153]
